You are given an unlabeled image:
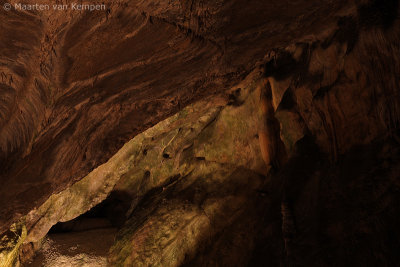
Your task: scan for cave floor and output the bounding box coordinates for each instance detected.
[28,227,117,267]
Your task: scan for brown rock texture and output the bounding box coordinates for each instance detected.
[0,0,399,266]
[266,15,400,158]
[0,0,355,234]
[18,72,266,266]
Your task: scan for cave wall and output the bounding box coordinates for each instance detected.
[12,71,267,265]
[106,8,400,264]
[268,6,400,158]
[0,0,354,235]
[255,3,400,265]
[109,3,400,265]
[0,0,399,266]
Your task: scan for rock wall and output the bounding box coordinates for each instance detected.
[0,0,399,266]
[16,71,269,266]
[267,2,400,159]
[0,0,354,235]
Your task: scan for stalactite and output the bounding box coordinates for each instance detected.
[258,78,287,170]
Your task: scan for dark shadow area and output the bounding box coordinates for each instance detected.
[49,190,132,234]
[358,0,399,29]
[249,136,400,266]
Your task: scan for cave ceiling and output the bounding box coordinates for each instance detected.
[0,0,367,234]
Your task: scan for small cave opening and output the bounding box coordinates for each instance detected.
[28,191,132,267]
[50,190,132,234]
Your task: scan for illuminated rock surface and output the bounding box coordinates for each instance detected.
[0,0,354,232]
[0,0,400,266]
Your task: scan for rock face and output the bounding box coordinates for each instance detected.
[17,71,267,266]
[0,0,354,234]
[0,0,400,266]
[267,18,400,158]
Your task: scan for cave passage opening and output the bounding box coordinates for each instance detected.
[28,190,132,267]
[49,190,132,234]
